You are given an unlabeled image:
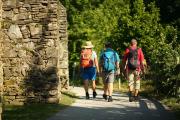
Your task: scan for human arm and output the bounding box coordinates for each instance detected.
[94,56,100,73]
[98,52,103,76]
[115,52,120,75]
[122,48,129,71]
[93,51,100,73]
[139,48,145,74]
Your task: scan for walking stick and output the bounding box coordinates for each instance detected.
[72,62,77,88]
[118,75,121,90]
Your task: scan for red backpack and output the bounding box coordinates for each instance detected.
[80,49,93,68]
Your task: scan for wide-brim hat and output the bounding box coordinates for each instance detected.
[82,41,94,48]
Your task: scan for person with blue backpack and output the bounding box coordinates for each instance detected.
[100,42,120,102]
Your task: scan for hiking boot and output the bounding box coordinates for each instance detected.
[108,96,113,102]
[103,94,107,100]
[86,92,89,99]
[93,91,97,98]
[134,95,139,101]
[129,96,134,102]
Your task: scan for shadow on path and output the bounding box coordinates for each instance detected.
[47,87,177,120]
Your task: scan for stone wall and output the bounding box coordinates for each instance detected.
[0,30,3,120]
[0,0,3,119]
[0,0,68,105]
[57,2,69,90]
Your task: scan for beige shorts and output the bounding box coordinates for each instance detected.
[102,72,115,83]
[128,70,141,90]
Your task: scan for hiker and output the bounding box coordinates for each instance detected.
[123,38,145,102]
[80,41,100,99]
[100,42,120,102]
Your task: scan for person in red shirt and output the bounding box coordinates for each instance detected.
[123,38,145,102]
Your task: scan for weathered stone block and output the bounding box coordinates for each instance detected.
[3,67,11,78]
[3,80,16,86]
[49,90,58,96]
[4,96,15,101]
[2,10,13,19]
[7,24,23,40]
[19,7,28,13]
[3,0,17,8]
[47,97,58,103]
[29,23,42,36]
[46,58,57,67]
[10,101,24,105]
[18,50,27,58]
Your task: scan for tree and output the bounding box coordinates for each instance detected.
[111,0,179,96]
[61,0,180,96]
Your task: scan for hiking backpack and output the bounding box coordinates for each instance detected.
[101,51,116,72]
[80,49,93,68]
[127,48,139,70]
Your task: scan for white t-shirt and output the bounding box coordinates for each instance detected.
[91,51,97,67]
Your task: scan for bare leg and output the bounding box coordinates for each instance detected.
[84,80,90,99]
[129,85,134,93]
[134,89,139,96]
[107,83,114,102]
[128,71,134,99]
[108,83,113,96]
[104,82,108,95]
[92,80,96,92]
[84,80,89,93]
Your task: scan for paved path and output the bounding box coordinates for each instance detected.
[47,87,176,120]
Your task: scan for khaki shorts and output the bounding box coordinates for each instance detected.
[128,70,141,90]
[102,72,115,83]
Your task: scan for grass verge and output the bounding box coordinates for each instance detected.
[2,91,76,120]
[161,98,180,120]
[140,80,180,120]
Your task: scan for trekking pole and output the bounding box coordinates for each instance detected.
[118,75,121,90]
[116,68,121,90]
[72,62,77,88]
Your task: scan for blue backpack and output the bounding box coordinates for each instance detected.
[101,51,116,72]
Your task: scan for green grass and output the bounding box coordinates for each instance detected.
[139,80,180,120]
[2,91,76,120]
[161,98,180,120]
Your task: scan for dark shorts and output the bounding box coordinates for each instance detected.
[81,67,96,81]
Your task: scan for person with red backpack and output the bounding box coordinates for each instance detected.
[80,41,100,99]
[123,38,145,102]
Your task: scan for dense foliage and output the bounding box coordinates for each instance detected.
[60,0,180,96]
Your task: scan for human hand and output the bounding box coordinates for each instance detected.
[97,72,100,78]
[142,69,146,74]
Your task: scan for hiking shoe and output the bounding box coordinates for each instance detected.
[129,96,134,102]
[93,91,97,98]
[86,92,89,99]
[134,95,139,101]
[103,94,107,100]
[108,96,113,102]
